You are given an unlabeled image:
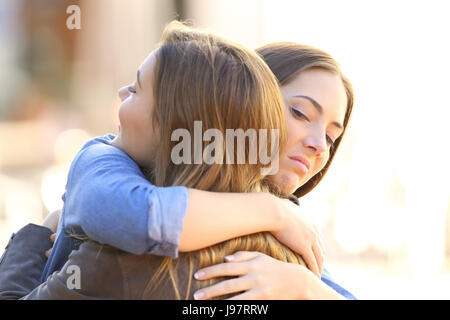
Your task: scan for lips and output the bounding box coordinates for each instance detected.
[288,155,311,171]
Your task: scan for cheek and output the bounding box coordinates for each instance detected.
[118,101,131,126]
[312,153,329,175]
[119,100,143,132]
[284,116,304,149]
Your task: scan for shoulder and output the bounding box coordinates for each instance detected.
[79,134,127,159]
[65,133,142,188]
[71,134,138,170]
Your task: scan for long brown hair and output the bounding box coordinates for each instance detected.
[256,42,354,198]
[150,22,286,193]
[142,22,306,300]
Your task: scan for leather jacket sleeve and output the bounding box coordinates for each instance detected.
[21,241,126,300]
[0,223,129,300]
[0,224,53,300]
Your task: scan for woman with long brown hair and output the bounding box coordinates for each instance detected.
[192,42,354,299]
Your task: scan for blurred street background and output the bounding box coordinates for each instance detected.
[0,0,449,299]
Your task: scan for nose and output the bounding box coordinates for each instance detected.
[118,86,129,102]
[303,128,327,157]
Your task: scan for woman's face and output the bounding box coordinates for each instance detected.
[270,68,348,195]
[111,50,159,168]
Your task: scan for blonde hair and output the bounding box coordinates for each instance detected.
[142,21,305,299]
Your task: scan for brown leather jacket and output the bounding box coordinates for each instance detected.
[0,224,196,299]
[24,240,203,300]
[1,228,305,300]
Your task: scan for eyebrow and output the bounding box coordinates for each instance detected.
[136,70,142,89]
[293,95,343,130]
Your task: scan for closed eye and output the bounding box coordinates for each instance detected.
[291,107,310,122]
[127,85,136,94]
[292,107,335,146]
[326,135,335,146]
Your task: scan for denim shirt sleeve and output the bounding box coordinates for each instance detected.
[61,135,188,258]
[321,267,357,300]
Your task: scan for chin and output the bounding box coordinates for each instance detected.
[271,170,302,196]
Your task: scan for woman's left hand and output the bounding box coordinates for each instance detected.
[193,251,316,300]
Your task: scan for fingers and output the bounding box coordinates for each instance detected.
[227,288,265,300]
[312,241,324,276]
[300,248,320,278]
[194,251,261,280]
[193,276,253,300]
[195,261,246,280]
[225,251,262,263]
[313,224,326,256]
[45,233,56,258]
[193,251,265,300]
[312,225,325,276]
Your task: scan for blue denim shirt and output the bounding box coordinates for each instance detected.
[42,134,188,281]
